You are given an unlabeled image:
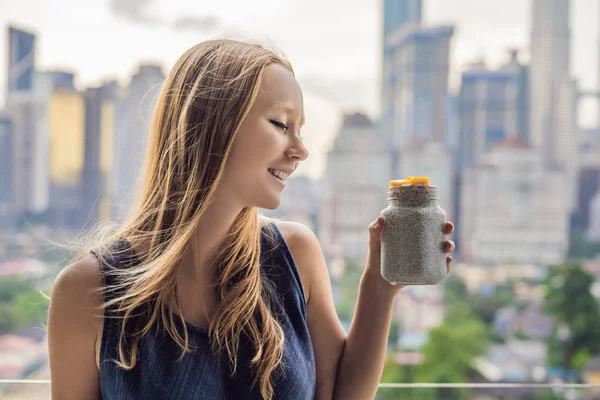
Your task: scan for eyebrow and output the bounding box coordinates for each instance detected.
[269,103,306,126]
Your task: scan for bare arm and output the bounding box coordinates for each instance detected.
[333,271,399,399]
[278,218,455,400]
[48,255,104,400]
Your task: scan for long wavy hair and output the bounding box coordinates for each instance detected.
[72,39,292,399]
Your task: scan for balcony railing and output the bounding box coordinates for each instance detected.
[1,380,600,399]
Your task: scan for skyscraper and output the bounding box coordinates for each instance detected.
[573,149,600,233]
[319,113,391,262]
[458,61,520,169]
[3,92,48,221]
[381,0,422,144]
[7,26,36,94]
[41,71,86,231]
[504,49,530,145]
[587,193,600,241]
[81,82,117,229]
[382,25,454,149]
[382,0,422,38]
[111,64,165,219]
[46,70,76,91]
[0,116,14,229]
[459,140,570,265]
[529,0,572,168]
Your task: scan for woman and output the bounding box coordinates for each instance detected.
[48,39,455,400]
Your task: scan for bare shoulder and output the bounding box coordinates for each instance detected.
[274,220,318,247]
[51,254,104,310]
[273,221,327,304]
[49,253,105,340]
[48,253,105,398]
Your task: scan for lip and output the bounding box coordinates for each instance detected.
[269,167,295,175]
[268,170,286,186]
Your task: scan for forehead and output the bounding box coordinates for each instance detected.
[256,64,304,122]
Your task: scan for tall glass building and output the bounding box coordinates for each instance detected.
[7,26,36,94]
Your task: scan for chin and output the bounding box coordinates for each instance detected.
[259,200,281,211]
[256,195,281,210]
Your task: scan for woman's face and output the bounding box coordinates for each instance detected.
[220,63,309,210]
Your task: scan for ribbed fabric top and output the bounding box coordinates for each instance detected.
[90,223,316,400]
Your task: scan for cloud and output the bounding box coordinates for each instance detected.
[109,0,219,33]
[109,0,161,25]
[173,16,219,33]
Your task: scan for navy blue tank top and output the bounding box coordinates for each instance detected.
[90,223,316,399]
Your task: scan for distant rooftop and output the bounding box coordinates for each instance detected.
[386,24,455,50]
[342,112,373,128]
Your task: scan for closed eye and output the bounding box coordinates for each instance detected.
[269,119,288,132]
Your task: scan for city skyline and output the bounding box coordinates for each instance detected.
[1,0,599,179]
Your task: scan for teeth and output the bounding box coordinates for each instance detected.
[269,169,290,181]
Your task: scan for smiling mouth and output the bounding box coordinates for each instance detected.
[268,168,290,181]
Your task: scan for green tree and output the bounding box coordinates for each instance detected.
[333,257,364,321]
[568,230,600,260]
[470,283,515,325]
[0,303,19,332]
[542,262,600,377]
[388,319,400,348]
[378,355,419,400]
[443,274,468,306]
[0,277,32,302]
[12,290,48,327]
[414,306,490,400]
[533,389,564,400]
[0,277,49,334]
[334,298,353,323]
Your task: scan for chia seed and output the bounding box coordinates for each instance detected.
[380,183,447,285]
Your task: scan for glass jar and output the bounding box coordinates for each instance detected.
[380,176,447,285]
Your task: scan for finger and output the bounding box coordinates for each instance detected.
[443,240,456,254]
[370,216,384,233]
[368,217,384,263]
[368,217,384,245]
[446,256,452,273]
[444,221,454,235]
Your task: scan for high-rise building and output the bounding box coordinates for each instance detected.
[458,61,520,169]
[111,64,165,219]
[529,0,573,168]
[459,139,570,265]
[382,25,454,151]
[41,71,86,231]
[3,92,48,221]
[381,0,423,149]
[45,70,76,91]
[3,26,48,227]
[7,26,36,94]
[382,0,422,38]
[587,193,600,242]
[573,149,600,233]
[81,82,118,228]
[505,50,530,145]
[0,116,14,229]
[319,113,391,262]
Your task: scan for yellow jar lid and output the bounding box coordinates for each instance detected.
[389,176,430,187]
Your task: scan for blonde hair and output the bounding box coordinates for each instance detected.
[73,39,293,399]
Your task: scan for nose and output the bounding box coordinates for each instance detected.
[286,137,309,162]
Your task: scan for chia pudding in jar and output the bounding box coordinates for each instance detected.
[380,176,448,285]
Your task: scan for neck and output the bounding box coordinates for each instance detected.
[181,195,244,280]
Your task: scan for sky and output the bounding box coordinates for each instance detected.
[0,0,598,179]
